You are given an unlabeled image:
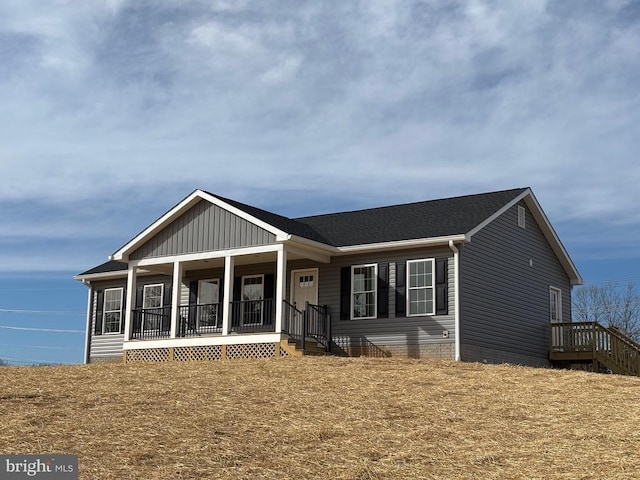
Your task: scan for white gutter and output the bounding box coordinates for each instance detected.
[82,280,93,364]
[449,240,461,362]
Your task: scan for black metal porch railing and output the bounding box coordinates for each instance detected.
[178,304,222,337]
[131,307,171,340]
[282,300,331,352]
[230,298,275,333]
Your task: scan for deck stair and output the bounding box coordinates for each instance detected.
[550,322,640,376]
[280,338,328,357]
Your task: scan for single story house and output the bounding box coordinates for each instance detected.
[75,187,582,366]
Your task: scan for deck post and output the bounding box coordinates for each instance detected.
[274,245,287,334]
[222,255,235,336]
[124,266,138,341]
[170,261,183,339]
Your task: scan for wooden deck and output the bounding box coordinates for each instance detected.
[550,322,640,376]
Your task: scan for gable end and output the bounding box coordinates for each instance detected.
[129,200,276,260]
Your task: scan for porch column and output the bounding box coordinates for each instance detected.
[123,266,137,341]
[170,261,183,339]
[274,245,287,333]
[222,255,235,336]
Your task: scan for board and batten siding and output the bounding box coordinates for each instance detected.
[314,247,456,359]
[130,200,276,260]
[459,202,572,366]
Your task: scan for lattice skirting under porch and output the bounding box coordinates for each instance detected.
[124,342,292,363]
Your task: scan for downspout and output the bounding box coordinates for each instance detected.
[82,280,93,364]
[448,241,461,362]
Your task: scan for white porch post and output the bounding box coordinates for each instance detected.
[222,255,235,336]
[124,266,138,341]
[170,261,183,339]
[274,245,287,333]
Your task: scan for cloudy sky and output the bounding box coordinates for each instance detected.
[1,0,639,363]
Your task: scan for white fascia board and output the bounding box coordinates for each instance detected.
[112,190,203,261]
[74,271,128,282]
[123,333,283,350]
[112,189,291,261]
[198,191,290,241]
[335,235,467,254]
[465,188,583,285]
[129,244,282,268]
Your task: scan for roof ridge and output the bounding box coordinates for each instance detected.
[294,187,529,220]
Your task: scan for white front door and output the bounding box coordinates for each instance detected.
[292,269,319,309]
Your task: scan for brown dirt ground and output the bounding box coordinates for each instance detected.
[1,356,640,479]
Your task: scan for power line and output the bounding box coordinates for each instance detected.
[0,343,82,350]
[0,308,84,316]
[0,325,84,333]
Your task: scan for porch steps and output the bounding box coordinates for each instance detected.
[280,338,329,357]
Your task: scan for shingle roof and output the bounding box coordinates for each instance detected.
[78,260,128,276]
[77,187,528,275]
[295,188,527,246]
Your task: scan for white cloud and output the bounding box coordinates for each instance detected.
[0,0,640,271]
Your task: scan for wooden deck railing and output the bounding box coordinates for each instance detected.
[550,322,640,376]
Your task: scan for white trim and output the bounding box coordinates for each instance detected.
[83,288,93,364]
[112,189,290,261]
[449,241,461,362]
[129,244,283,268]
[102,287,124,335]
[290,267,320,309]
[466,190,531,239]
[283,242,332,264]
[123,332,284,350]
[406,259,436,317]
[351,263,378,320]
[336,235,467,254]
[170,262,183,339]
[275,246,286,333]
[222,256,234,336]
[123,267,137,342]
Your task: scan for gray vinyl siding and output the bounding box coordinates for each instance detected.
[459,202,572,365]
[318,247,456,357]
[130,200,276,260]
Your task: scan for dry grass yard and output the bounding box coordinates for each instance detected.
[1,356,640,479]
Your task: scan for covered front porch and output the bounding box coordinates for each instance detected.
[121,243,332,355]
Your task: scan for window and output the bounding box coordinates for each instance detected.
[407,259,435,316]
[518,206,526,228]
[242,275,264,325]
[198,279,220,328]
[143,284,164,331]
[103,288,123,334]
[351,264,377,319]
[550,287,562,323]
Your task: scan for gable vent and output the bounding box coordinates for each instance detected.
[518,206,526,229]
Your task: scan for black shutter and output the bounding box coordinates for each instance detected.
[162,282,172,333]
[120,288,127,334]
[94,290,104,335]
[395,262,406,317]
[377,263,389,318]
[135,286,144,309]
[233,277,242,301]
[435,258,448,315]
[340,266,351,320]
[188,281,198,334]
[264,274,275,325]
